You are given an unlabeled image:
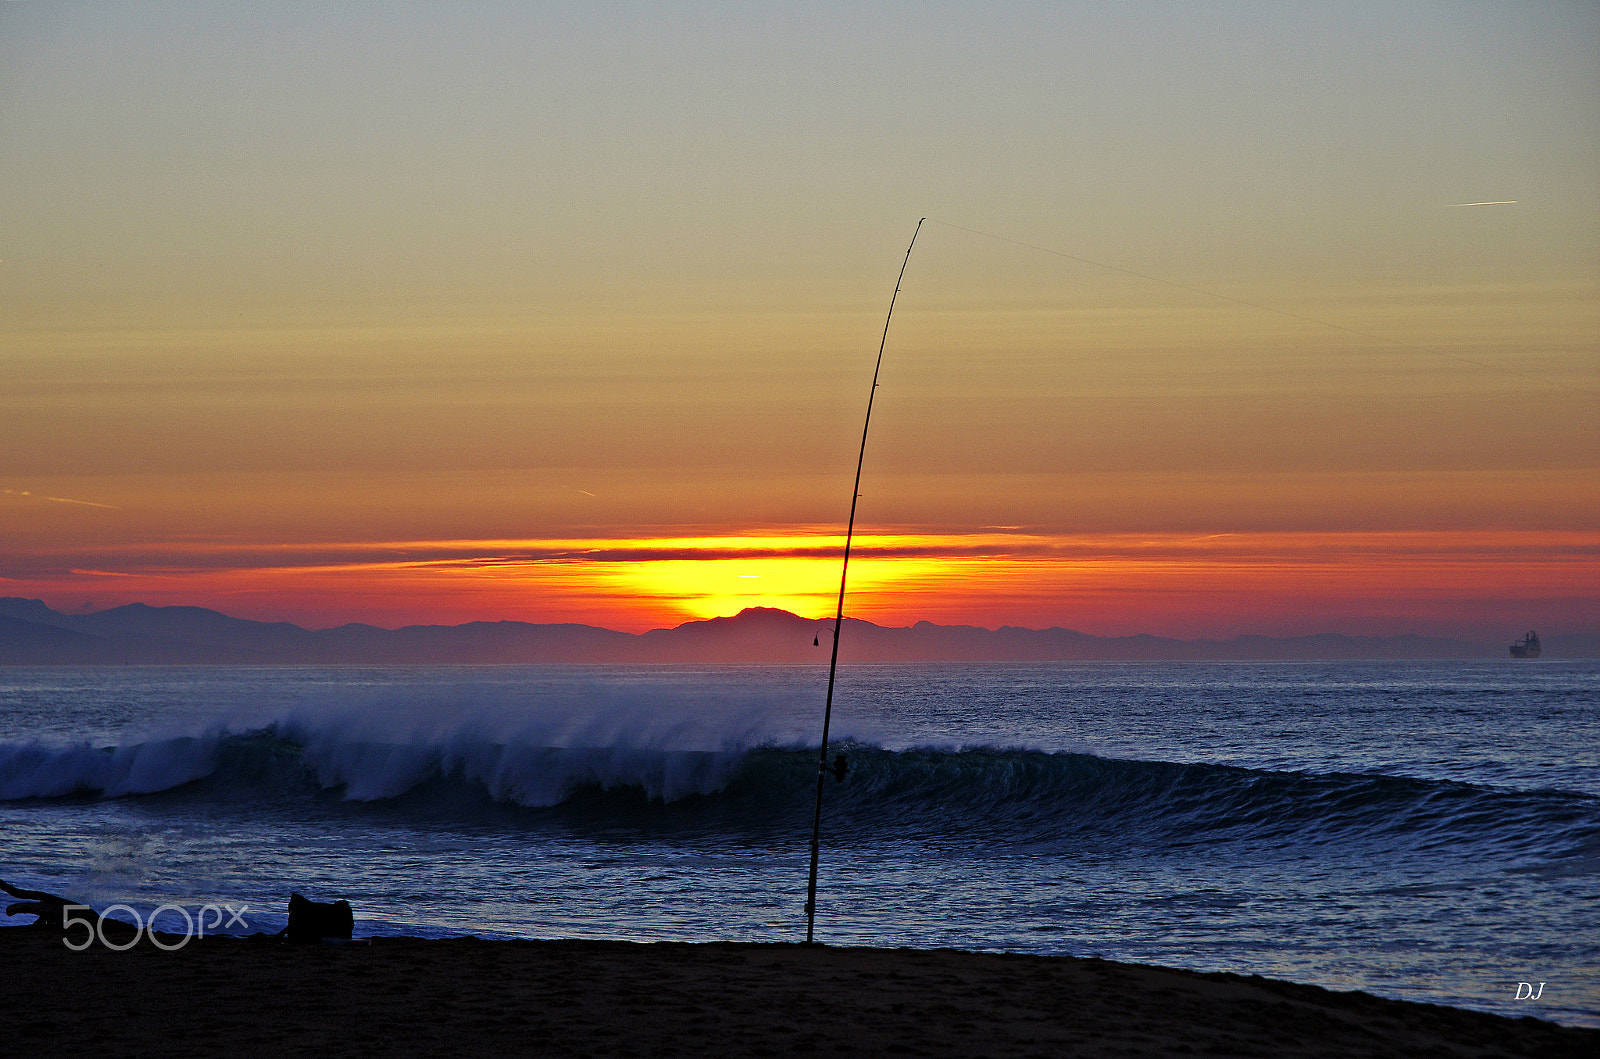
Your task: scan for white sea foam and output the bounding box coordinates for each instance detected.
[1,675,838,804]
[0,734,223,799]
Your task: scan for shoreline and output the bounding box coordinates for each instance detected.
[5,928,1594,1058]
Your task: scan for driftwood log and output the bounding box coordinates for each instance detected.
[0,877,140,943]
[2,876,82,928]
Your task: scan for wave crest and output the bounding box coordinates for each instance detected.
[4,711,1595,867]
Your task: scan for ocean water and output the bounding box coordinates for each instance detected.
[1,661,1596,1026]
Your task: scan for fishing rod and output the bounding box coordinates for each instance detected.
[804,217,924,945]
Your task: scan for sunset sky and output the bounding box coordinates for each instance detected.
[3,1,1596,642]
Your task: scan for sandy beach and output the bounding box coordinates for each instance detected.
[3,928,1593,1058]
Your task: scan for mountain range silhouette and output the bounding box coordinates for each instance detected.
[1,597,1567,663]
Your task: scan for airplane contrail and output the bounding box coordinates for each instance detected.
[3,488,120,509]
[1443,200,1517,207]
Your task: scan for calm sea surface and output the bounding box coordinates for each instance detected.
[2,661,1596,1025]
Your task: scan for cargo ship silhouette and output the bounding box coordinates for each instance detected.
[1509,630,1541,658]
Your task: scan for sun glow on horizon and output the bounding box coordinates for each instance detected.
[5,527,1595,641]
[587,553,972,622]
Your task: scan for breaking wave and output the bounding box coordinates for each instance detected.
[3,715,1594,868]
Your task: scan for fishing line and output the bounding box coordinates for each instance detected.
[805,217,923,945]
[925,216,1579,393]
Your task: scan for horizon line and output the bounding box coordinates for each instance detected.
[2,595,1552,647]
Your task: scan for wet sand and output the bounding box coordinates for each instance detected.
[4,928,1594,1058]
